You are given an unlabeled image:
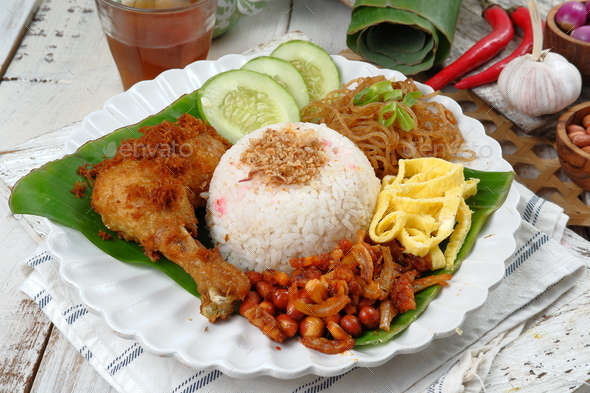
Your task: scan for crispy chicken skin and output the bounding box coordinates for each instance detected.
[83,114,250,322]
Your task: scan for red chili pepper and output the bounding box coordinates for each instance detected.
[455,6,540,89]
[423,0,514,91]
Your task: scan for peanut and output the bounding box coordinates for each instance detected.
[565,118,590,151]
[567,124,586,135]
[340,314,363,337]
[259,300,277,317]
[276,314,299,338]
[571,133,590,148]
[239,291,261,316]
[358,306,380,330]
[299,316,325,338]
[255,280,274,298]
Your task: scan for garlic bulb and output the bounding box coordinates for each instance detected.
[497,0,582,117]
[497,51,582,117]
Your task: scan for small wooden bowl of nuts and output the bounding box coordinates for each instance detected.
[556,101,590,191]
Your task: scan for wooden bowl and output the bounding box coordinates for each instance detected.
[544,1,590,83]
[556,102,590,191]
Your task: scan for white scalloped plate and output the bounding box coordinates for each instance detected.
[50,54,520,379]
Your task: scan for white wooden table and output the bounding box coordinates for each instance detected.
[1,0,589,392]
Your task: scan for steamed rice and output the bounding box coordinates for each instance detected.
[205,122,381,273]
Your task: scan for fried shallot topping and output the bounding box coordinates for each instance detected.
[98,230,113,240]
[70,180,87,198]
[240,126,327,186]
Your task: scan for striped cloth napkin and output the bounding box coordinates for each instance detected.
[19,181,585,393]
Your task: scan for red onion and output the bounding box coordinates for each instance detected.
[556,1,588,32]
[571,25,590,42]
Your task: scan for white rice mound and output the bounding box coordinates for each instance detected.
[205,122,381,273]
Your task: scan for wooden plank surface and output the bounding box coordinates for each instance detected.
[487,230,590,392]
[0,0,121,152]
[0,1,352,392]
[209,0,350,59]
[0,183,52,393]
[30,329,117,393]
[2,0,590,392]
[286,0,350,55]
[208,0,292,59]
[0,0,41,78]
[0,0,350,154]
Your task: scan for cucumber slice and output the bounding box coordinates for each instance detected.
[270,40,340,101]
[241,56,310,109]
[197,69,300,144]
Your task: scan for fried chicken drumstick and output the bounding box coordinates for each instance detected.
[81,114,250,322]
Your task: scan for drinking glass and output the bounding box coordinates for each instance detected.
[95,0,218,90]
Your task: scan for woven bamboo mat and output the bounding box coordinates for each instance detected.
[445,90,590,226]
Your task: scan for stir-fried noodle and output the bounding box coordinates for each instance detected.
[300,76,475,178]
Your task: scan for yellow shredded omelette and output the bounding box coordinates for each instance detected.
[368,158,479,270]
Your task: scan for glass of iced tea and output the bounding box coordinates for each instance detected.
[95,0,218,90]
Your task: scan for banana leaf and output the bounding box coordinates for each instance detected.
[10,89,514,346]
[9,90,205,297]
[347,0,463,75]
[355,168,514,346]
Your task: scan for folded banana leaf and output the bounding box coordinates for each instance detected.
[355,168,514,346]
[10,89,513,346]
[347,0,463,75]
